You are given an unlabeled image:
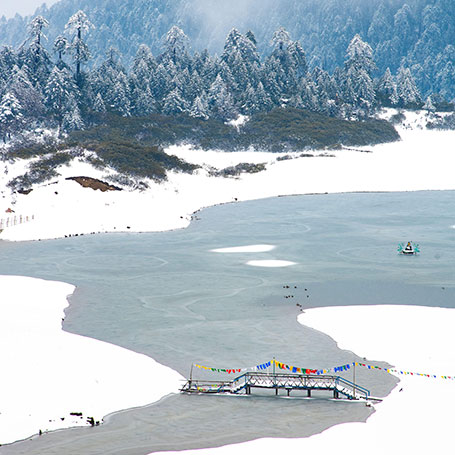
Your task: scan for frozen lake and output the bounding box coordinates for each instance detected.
[1,190,454,454]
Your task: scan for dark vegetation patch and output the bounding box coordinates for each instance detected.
[239,108,400,152]
[7,137,60,160]
[426,113,455,130]
[210,162,267,177]
[76,107,399,153]
[7,152,73,192]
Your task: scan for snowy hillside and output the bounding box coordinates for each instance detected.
[1,110,454,242]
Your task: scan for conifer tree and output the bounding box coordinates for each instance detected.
[23,15,52,88]
[44,66,79,124]
[397,66,422,108]
[6,64,44,118]
[54,35,69,63]
[423,96,435,112]
[162,87,187,115]
[189,93,209,120]
[376,67,398,106]
[208,74,236,121]
[0,92,24,142]
[65,10,94,79]
[342,34,376,112]
[162,26,189,68]
[93,92,106,113]
[62,96,84,131]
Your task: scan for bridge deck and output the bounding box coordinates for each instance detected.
[181,372,370,400]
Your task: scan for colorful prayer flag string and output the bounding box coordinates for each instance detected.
[193,359,455,380]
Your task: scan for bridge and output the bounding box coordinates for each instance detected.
[180,371,370,400]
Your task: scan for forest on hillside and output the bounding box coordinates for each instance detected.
[0,9,439,141]
[1,0,454,99]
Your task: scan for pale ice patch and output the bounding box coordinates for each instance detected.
[211,244,275,253]
[246,260,296,267]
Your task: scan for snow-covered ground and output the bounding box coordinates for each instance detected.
[1,110,455,448]
[0,276,183,445]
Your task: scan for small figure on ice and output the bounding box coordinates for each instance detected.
[397,241,420,255]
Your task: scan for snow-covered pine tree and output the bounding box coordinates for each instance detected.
[0,92,24,142]
[162,26,190,68]
[22,15,52,88]
[5,64,44,118]
[44,66,79,124]
[376,67,398,106]
[111,72,131,116]
[93,92,106,113]
[65,10,94,79]
[397,66,422,108]
[208,74,236,121]
[150,63,172,101]
[193,49,216,92]
[342,34,376,113]
[271,27,291,54]
[423,96,435,112]
[162,87,187,115]
[0,47,15,92]
[242,81,271,114]
[288,41,308,79]
[131,81,155,116]
[54,35,69,63]
[62,96,84,132]
[267,27,301,98]
[130,45,156,103]
[260,59,281,106]
[88,47,126,106]
[133,44,157,74]
[300,77,320,112]
[189,93,209,120]
[27,15,49,47]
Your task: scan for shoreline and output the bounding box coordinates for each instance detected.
[0,275,183,445]
[157,304,455,455]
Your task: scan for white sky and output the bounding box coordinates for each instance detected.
[0,0,60,19]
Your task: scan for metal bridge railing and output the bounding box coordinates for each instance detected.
[181,372,370,400]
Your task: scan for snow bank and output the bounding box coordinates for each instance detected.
[157,304,455,455]
[2,112,454,242]
[245,259,296,267]
[0,276,183,444]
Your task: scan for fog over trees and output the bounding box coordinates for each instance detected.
[0,0,453,100]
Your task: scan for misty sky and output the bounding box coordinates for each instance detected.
[0,0,59,19]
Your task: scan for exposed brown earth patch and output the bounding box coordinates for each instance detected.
[66,176,122,192]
